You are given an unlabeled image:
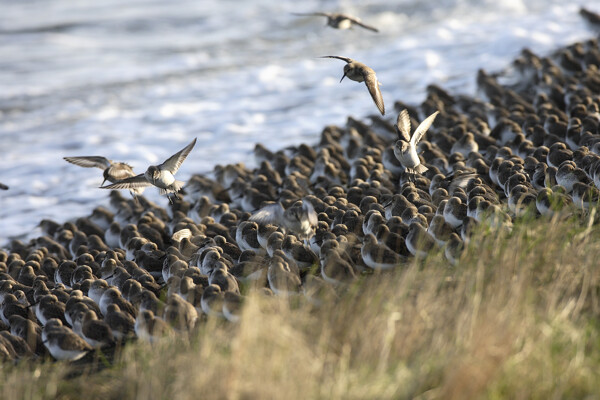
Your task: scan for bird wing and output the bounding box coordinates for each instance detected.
[100,174,151,189]
[345,15,379,32]
[395,109,411,142]
[250,202,285,225]
[64,156,111,170]
[410,111,439,146]
[302,200,318,227]
[363,72,385,115]
[292,12,331,17]
[320,55,353,63]
[106,163,136,181]
[160,138,197,175]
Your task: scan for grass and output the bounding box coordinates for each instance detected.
[2,210,600,399]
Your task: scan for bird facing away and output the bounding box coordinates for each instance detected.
[101,138,197,201]
[321,56,385,115]
[250,199,318,240]
[293,12,379,32]
[393,109,439,175]
[63,156,144,196]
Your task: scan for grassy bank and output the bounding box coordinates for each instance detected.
[2,211,600,400]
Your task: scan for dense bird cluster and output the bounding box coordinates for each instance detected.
[2,12,600,364]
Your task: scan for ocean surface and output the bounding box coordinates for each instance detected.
[0,0,598,246]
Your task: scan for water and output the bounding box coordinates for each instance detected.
[0,0,598,246]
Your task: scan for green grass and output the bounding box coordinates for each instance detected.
[2,211,600,399]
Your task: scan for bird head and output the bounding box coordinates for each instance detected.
[340,64,351,82]
[146,166,160,184]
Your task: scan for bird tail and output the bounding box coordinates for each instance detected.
[414,164,428,174]
[172,180,186,193]
[159,180,186,195]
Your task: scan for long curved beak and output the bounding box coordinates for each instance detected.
[340,72,347,83]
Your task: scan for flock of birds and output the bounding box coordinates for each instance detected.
[1,8,600,363]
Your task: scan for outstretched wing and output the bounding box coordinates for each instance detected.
[64,156,111,170]
[100,174,151,190]
[364,73,385,115]
[302,200,318,227]
[160,138,197,175]
[395,109,411,142]
[319,55,353,63]
[250,202,285,225]
[345,15,379,32]
[106,163,136,181]
[411,111,439,146]
[292,12,331,17]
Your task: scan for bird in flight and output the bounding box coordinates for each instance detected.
[393,109,439,175]
[293,12,379,33]
[321,56,385,115]
[63,156,144,196]
[250,199,318,240]
[101,138,197,202]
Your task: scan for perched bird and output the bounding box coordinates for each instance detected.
[321,56,385,115]
[101,138,197,202]
[393,109,439,175]
[63,156,144,196]
[250,199,318,240]
[293,12,379,32]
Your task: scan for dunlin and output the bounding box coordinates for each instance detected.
[361,234,404,270]
[41,319,92,361]
[200,284,225,317]
[293,12,379,32]
[103,304,136,341]
[321,56,385,115]
[74,310,115,348]
[267,260,301,297]
[134,310,172,343]
[101,138,197,202]
[393,109,439,175]
[63,156,145,196]
[250,199,318,240]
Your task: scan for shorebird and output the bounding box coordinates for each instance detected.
[393,109,439,175]
[250,199,318,240]
[63,156,144,196]
[293,12,379,32]
[101,138,197,202]
[41,319,92,361]
[321,56,385,115]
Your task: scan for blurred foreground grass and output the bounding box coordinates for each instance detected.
[2,211,600,400]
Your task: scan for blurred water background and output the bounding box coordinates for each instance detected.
[0,0,598,245]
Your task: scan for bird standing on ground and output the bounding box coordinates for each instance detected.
[393,109,439,175]
[321,56,385,115]
[101,138,197,202]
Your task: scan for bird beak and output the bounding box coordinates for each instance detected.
[101,178,107,186]
[339,72,347,83]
